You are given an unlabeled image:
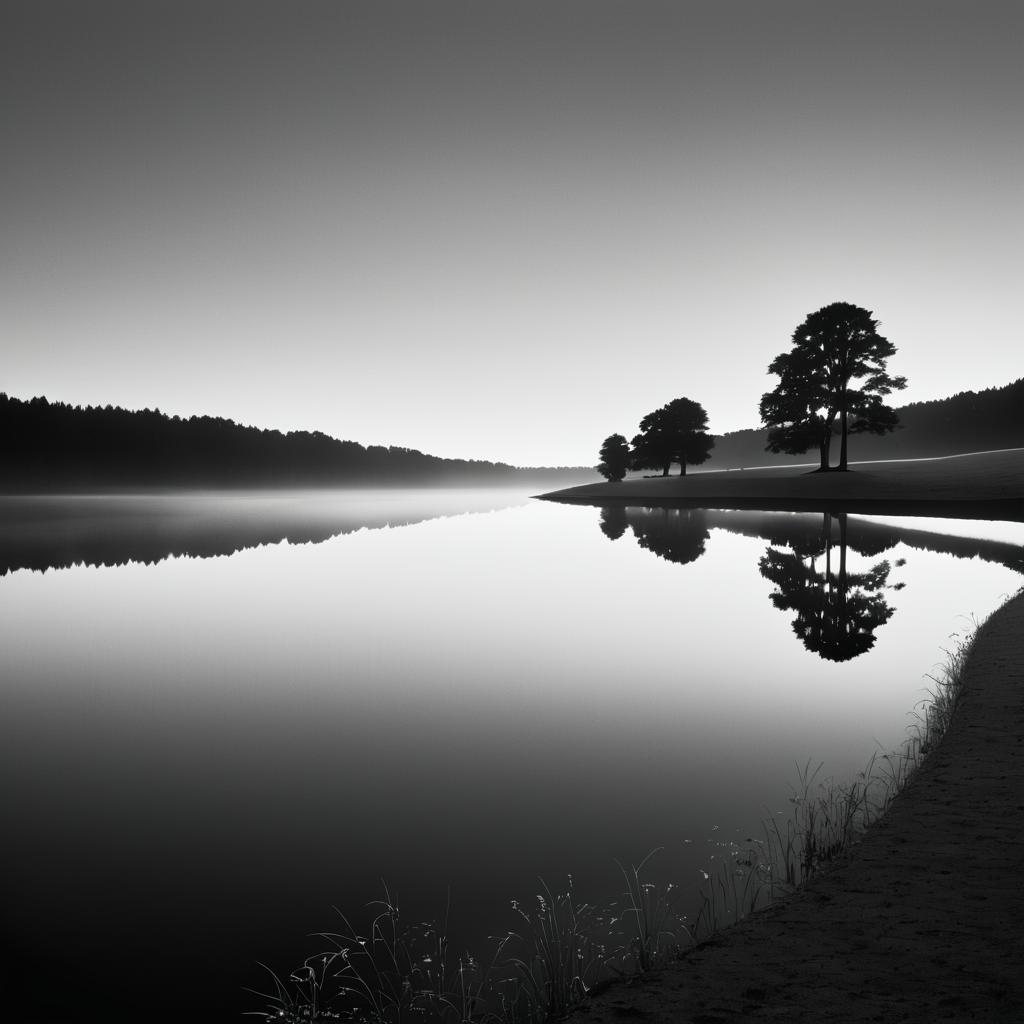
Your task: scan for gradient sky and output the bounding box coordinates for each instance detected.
[3,1,1021,466]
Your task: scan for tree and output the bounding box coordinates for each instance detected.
[760,302,907,471]
[630,397,714,477]
[759,347,835,472]
[597,433,631,482]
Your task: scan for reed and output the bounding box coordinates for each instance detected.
[502,877,607,1023]
[694,618,980,937]
[249,618,983,1021]
[245,884,510,1023]
[246,860,687,1023]
[610,849,689,973]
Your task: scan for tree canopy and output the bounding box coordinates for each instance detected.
[596,433,631,482]
[760,302,907,471]
[631,397,714,477]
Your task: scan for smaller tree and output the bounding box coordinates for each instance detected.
[631,397,714,476]
[597,433,631,482]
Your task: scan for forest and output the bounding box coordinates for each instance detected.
[0,393,589,491]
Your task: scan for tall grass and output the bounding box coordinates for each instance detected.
[246,884,512,1023]
[694,620,980,936]
[610,849,689,973]
[502,878,607,1023]
[246,864,686,1024]
[249,621,982,1021]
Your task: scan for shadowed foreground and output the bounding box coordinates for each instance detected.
[573,590,1024,1023]
[541,449,1024,521]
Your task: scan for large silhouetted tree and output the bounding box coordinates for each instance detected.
[760,302,906,471]
[631,397,714,476]
[597,434,631,482]
[759,346,835,472]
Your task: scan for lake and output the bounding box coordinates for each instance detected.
[2,491,1023,1021]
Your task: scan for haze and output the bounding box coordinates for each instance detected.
[2,1,1020,466]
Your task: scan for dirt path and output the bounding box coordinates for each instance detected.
[573,590,1024,1023]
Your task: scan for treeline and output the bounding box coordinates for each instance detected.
[0,394,592,491]
[712,377,1024,469]
[0,494,525,575]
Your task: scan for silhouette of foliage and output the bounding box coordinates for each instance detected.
[598,506,629,541]
[759,346,835,470]
[626,507,709,566]
[758,512,897,661]
[0,393,591,491]
[713,376,1024,467]
[597,434,631,482]
[631,398,714,477]
[760,302,907,471]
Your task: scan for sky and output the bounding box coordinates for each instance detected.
[2,1,1021,467]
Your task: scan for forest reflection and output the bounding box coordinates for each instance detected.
[0,493,526,576]
[599,506,1024,662]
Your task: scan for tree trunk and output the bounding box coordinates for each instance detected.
[679,461,687,476]
[818,412,836,472]
[838,379,850,470]
[838,514,848,579]
[661,461,670,477]
[823,512,832,580]
[838,513,848,627]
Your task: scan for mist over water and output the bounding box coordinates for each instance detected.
[2,491,1022,1021]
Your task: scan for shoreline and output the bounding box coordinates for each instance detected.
[538,449,1024,522]
[572,588,1024,1022]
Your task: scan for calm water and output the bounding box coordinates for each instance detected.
[2,491,1023,1021]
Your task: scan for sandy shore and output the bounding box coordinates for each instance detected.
[540,449,1024,520]
[572,589,1024,1023]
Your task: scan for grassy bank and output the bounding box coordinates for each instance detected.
[694,620,976,934]
[248,619,984,1023]
[538,448,1024,521]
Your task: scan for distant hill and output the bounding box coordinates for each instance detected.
[710,377,1024,469]
[0,393,595,492]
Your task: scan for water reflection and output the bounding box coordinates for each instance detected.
[0,492,526,576]
[598,506,1024,661]
[5,496,1024,1023]
[626,508,709,566]
[758,512,900,662]
[598,506,628,541]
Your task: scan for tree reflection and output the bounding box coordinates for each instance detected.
[599,506,629,541]
[632,508,709,566]
[598,506,710,566]
[591,503,1023,662]
[759,512,900,662]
